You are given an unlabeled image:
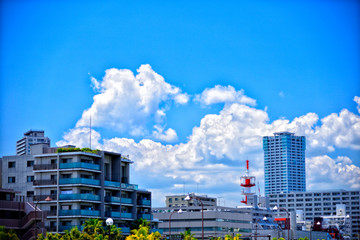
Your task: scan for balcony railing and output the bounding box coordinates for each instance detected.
[33,164,57,170]
[105,211,121,218]
[121,198,132,204]
[34,194,57,201]
[59,209,100,217]
[0,200,25,210]
[104,180,120,188]
[59,178,100,186]
[121,213,133,219]
[138,199,151,206]
[59,225,84,232]
[104,196,121,203]
[121,227,130,233]
[59,194,100,201]
[60,162,100,170]
[33,179,57,186]
[138,214,152,220]
[47,210,57,216]
[121,183,138,190]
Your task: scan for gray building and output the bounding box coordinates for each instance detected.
[263,132,306,195]
[1,145,152,235]
[16,130,51,156]
[166,193,217,208]
[152,205,252,239]
[269,189,360,238]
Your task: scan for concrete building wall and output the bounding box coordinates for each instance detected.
[269,189,360,238]
[153,206,252,239]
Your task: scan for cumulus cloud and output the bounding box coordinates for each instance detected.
[195,85,256,106]
[57,65,360,206]
[152,125,178,142]
[354,96,360,113]
[307,155,360,189]
[76,64,188,139]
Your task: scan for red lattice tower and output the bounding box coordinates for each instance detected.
[240,160,256,205]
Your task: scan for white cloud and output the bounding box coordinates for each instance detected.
[279,91,285,98]
[152,126,178,142]
[90,75,100,91]
[76,64,187,139]
[195,85,256,106]
[58,66,360,207]
[354,96,360,113]
[307,155,360,189]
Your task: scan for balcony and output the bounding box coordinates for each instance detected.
[33,179,57,186]
[104,180,120,188]
[59,225,84,232]
[121,213,133,219]
[138,199,151,206]
[59,209,100,217]
[121,227,130,233]
[105,211,121,218]
[0,200,25,211]
[34,194,57,201]
[60,162,100,171]
[138,214,152,220]
[33,164,57,171]
[59,178,100,186]
[121,183,138,190]
[105,196,121,203]
[59,194,100,201]
[47,210,57,216]
[121,198,132,204]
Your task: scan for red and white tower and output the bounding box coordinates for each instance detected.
[240,160,256,205]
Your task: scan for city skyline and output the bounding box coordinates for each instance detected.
[1,1,359,207]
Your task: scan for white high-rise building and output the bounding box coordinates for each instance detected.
[16,130,51,155]
[263,132,306,195]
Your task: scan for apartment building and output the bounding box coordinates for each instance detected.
[269,189,360,238]
[263,132,306,195]
[16,130,50,156]
[1,144,152,235]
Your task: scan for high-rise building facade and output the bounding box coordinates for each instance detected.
[263,132,306,195]
[16,130,50,155]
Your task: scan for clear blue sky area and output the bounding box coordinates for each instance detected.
[1,1,359,162]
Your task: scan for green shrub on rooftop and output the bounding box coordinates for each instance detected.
[56,147,100,154]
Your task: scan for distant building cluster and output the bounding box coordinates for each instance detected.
[0,130,359,240]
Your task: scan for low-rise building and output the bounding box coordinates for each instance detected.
[269,189,360,239]
[153,205,252,239]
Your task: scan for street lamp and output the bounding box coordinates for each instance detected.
[106,218,114,240]
[169,209,183,240]
[273,206,290,240]
[255,217,267,240]
[185,194,204,240]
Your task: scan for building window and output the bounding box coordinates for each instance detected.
[8,177,15,183]
[27,161,34,167]
[27,176,34,182]
[27,191,34,197]
[8,162,15,168]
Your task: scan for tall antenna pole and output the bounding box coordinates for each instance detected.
[90,115,91,149]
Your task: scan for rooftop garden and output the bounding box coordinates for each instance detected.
[56,147,100,154]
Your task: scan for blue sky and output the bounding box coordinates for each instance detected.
[1,0,359,207]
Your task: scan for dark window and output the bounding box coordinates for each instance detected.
[8,162,15,168]
[8,177,15,183]
[27,161,34,167]
[27,176,34,182]
[27,191,34,197]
